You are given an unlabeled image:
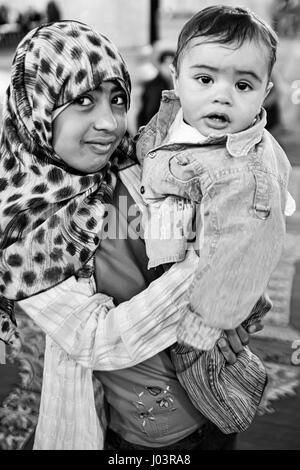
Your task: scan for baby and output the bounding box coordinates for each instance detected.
[137,5,295,350]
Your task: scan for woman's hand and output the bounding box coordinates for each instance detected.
[217,322,264,364]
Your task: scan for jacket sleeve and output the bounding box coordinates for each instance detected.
[177,168,287,350]
[18,249,199,370]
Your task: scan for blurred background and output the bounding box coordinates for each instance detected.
[0,0,300,451]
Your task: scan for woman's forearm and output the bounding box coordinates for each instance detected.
[18,250,198,370]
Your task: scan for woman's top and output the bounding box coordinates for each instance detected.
[18,164,200,449]
[94,178,206,447]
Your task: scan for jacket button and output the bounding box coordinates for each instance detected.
[94,236,100,245]
[140,186,145,194]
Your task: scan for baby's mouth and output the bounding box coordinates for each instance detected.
[206,113,230,123]
[204,113,230,129]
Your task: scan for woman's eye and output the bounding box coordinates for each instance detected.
[112,94,126,106]
[237,82,252,91]
[73,95,93,106]
[198,76,212,85]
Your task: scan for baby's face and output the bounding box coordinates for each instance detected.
[171,38,272,136]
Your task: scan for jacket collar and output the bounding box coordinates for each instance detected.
[156,90,266,157]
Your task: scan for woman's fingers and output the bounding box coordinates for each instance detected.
[235,325,250,346]
[218,321,265,364]
[224,328,245,354]
[217,337,237,365]
[247,321,264,334]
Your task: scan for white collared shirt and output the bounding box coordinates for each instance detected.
[167,108,207,144]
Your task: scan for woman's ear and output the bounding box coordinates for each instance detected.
[169,64,179,96]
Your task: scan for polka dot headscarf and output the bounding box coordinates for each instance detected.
[0,21,134,344]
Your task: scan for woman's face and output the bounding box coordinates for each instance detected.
[52,81,127,173]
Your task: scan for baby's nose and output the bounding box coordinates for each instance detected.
[214,94,232,105]
[213,84,233,105]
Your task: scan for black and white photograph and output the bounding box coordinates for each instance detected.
[0,0,300,454]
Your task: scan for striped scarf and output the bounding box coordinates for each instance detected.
[0,21,135,347]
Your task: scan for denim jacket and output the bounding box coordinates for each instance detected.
[137,90,292,350]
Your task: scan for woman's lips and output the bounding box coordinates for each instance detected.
[85,140,116,154]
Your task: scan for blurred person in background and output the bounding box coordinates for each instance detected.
[137,48,174,128]
[45,1,61,23]
[16,7,43,34]
[0,4,8,25]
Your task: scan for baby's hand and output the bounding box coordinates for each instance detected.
[217,321,264,365]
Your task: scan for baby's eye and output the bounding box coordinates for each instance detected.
[236,81,252,91]
[112,93,126,106]
[73,95,93,106]
[197,75,213,85]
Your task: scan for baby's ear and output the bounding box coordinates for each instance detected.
[169,64,179,96]
[265,81,273,99]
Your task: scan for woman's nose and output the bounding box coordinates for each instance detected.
[93,100,118,132]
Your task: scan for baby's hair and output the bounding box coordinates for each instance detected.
[173,5,278,77]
